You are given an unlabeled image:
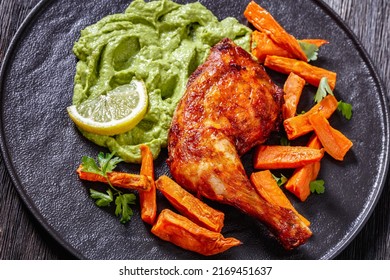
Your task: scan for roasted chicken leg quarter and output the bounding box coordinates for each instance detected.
[167,38,312,250]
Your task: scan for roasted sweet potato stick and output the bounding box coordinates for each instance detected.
[156,175,224,232]
[285,135,322,201]
[250,31,329,63]
[309,113,353,161]
[151,209,241,256]
[251,30,292,62]
[244,1,307,61]
[254,145,324,169]
[77,165,151,191]
[264,55,337,89]
[300,39,329,47]
[283,94,339,140]
[250,170,310,226]
[282,72,306,119]
[139,145,157,225]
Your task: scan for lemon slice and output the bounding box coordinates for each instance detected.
[67,79,148,136]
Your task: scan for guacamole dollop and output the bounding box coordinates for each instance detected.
[72,0,251,163]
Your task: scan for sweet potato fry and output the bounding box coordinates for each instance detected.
[309,113,353,161]
[151,209,241,256]
[244,1,307,61]
[283,94,338,140]
[139,144,157,225]
[300,39,329,47]
[251,30,292,62]
[285,135,322,201]
[250,170,310,226]
[155,175,224,232]
[264,55,337,90]
[253,145,324,169]
[250,32,329,63]
[77,165,151,191]
[282,72,306,119]
[250,31,329,63]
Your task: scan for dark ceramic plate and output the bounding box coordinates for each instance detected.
[0,0,388,260]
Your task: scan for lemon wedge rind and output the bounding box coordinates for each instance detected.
[67,79,148,136]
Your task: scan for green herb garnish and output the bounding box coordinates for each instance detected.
[81,152,136,224]
[90,188,113,207]
[298,41,319,62]
[272,173,288,187]
[314,77,334,103]
[314,78,353,120]
[338,100,353,120]
[310,179,325,194]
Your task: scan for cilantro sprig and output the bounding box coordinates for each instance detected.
[314,77,334,103]
[298,41,319,62]
[272,173,288,187]
[338,100,353,120]
[314,77,353,120]
[81,152,136,224]
[90,188,113,207]
[310,179,325,194]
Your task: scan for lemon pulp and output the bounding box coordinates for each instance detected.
[67,79,148,136]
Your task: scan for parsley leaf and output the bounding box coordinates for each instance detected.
[338,100,353,120]
[90,189,113,207]
[97,152,123,174]
[80,152,136,224]
[298,41,319,62]
[314,77,333,103]
[310,179,325,194]
[81,155,103,176]
[272,173,288,187]
[115,193,136,224]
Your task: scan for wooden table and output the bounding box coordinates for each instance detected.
[0,0,389,259]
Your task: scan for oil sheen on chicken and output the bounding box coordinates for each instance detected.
[167,38,312,250]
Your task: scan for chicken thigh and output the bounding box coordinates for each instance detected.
[167,38,311,250]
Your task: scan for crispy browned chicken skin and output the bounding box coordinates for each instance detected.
[167,38,312,250]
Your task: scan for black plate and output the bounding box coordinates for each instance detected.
[0,0,388,260]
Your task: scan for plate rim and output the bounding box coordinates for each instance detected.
[0,0,85,259]
[310,0,390,259]
[0,0,389,260]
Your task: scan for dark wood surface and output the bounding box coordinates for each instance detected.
[0,0,389,260]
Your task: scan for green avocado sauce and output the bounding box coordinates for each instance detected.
[72,0,251,163]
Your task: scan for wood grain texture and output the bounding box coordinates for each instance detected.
[0,0,389,259]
